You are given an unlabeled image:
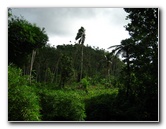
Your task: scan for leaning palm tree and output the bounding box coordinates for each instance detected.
[75,27,86,81]
[108,38,133,96]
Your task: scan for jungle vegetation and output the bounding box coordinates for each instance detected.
[8,8,158,121]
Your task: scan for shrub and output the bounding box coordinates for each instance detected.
[39,90,86,121]
[8,65,41,121]
[80,77,89,88]
[85,91,118,121]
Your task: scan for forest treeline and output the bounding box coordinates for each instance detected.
[8,8,158,121]
[25,44,124,87]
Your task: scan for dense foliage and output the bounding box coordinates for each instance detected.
[8,14,48,68]
[8,66,41,121]
[124,8,158,120]
[8,8,158,121]
[39,89,86,121]
[108,8,158,120]
[31,44,124,86]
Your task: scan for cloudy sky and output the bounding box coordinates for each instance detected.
[11,8,131,51]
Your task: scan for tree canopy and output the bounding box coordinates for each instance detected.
[8,13,48,67]
[75,26,86,45]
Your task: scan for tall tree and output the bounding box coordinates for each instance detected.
[123,8,158,120]
[8,15,48,67]
[124,8,158,95]
[75,27,86,81]
[108,38,134,96]
[8,12,48,83]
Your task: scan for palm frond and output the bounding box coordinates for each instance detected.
[114,49,122,57]
[75,27,85,45]
[110,46,122,55]
[108,45,121,49]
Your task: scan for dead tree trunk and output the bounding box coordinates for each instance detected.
[29,50,36,84]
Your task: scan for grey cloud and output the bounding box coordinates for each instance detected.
[12,8,97,36]
[11,7,129,49]
[110,9,130,26]
[92,8,130,26]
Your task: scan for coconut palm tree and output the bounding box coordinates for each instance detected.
[108,38,133,96]
[75,26,86,81]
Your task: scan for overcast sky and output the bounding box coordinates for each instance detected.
[11,8,131,51]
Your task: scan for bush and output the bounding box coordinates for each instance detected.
[85,91,118,121]
[84,88,142,121]
[8,85,41,121]
[39,90,86,121]
[8,65,41,121]
[80,77,89,88]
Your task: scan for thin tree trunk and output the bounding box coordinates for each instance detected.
[108,68,110,83]
[55,56,61,84]
[30,50,36,84]
[73,44,80,81]
[80,44,83,81]
[51,68,56,83]
[44,66,47,83]
[37,63,41,82]
[107,60,111,84]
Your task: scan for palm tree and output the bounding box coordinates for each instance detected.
[75,26,86,81]
[108,38,133,96]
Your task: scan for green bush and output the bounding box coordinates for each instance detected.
[8,65,41,121]
[85,93,118,121]
[39,90,86,121]
[80,77,89,88]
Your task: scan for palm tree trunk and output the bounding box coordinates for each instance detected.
[80,44,83,81]
[108,66,110,83]
[73,44,79,81]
